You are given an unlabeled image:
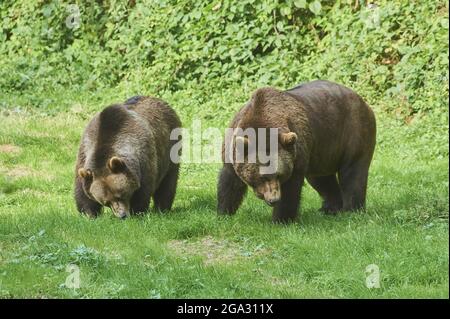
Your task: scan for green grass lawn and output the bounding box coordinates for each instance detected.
[0,100,448,298]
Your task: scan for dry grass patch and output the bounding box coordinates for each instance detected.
[0,165,53,180]
[0,144,21,154]
[17,189,49,198]
[167,236,270,266]
[1,166,34,179]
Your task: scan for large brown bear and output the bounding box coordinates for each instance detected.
[74,96,181,219]
[217,80,376,223]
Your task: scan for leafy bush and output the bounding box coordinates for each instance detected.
[0,0,448,156]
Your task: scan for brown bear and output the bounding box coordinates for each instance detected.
[217,80,376,223]
[74,96,181,219]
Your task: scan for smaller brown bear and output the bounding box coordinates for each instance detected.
[74,96,181,219]
[217,80,376,223]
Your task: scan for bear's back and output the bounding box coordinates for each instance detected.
[125,96,181,132]
[286,80,371,116]
[80,96,181,171]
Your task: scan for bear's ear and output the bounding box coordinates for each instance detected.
[78,168,92,179]
[251,89,265,108]
[280,132,297,146]
[108,156,126,173]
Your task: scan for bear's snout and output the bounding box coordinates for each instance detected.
[114,208,129,220]
[111,201,130,220]
[118,211,127,220]
[257,180,281,206]
[264,193,280,206]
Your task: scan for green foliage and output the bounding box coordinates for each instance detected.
[0,1,448,116]
[0,1,448,299]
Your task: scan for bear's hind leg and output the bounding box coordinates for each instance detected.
[74,177,101,218]
[153,164,179,212]
[217,164,247,215]
[338,160,370,211]
[272,173,304,223]
[307,175,343,214]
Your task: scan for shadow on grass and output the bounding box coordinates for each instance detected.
[170,192,217,213]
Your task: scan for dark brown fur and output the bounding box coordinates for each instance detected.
[74,96,181,218]
[217,80,376,223]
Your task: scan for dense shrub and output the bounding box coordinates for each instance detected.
[0,0,448,119]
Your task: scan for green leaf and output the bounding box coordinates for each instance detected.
[42,5,53,17]
[276,21,284,31]
[309,0,322,15]
[294,0,307,9]
[280,6,291,16]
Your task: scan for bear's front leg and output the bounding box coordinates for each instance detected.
[131,183,152,214]
[217,164,247,215]
[153,163,179,212]
[272,172,304,223]
[74,177,101,218]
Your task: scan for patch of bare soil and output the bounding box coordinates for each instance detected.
[168,236,269,266]
[0,165,51,180]
[0,144,21,154]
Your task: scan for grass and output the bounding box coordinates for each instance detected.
[0,92,448,299]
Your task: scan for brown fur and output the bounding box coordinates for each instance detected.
[74,96,181,219]
[217,80,376,223]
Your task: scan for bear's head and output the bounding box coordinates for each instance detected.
[232,130,297,206]
[229,87,302,206]
[78,156,140,219]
